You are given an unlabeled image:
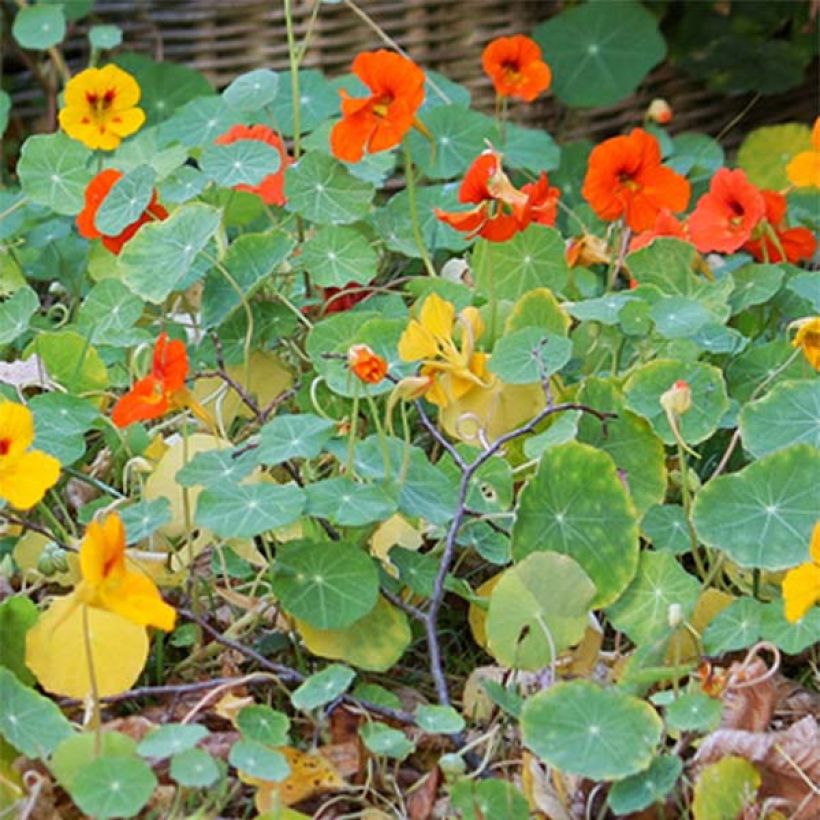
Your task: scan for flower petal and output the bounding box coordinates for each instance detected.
[0,449,60,510]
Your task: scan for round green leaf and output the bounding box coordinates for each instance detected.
[236,706,290,746]
[158,96,236,147]
[52,732,137,790]
[228,740,289,781]
[299,225,378,287]
[24,331,108,394]
[759,600,820,654]
[223,68,279,110]
[489,329,571,384]
[521,681,663,780]
[737,123,812,189]
[501,123,560,174]
[71,756,157,819]
[290,663,355,711]
[76,279,145,346]
[137,723,208,759]
[359,723,414,759]
[119,203,221,303]
[693,444,819,570]
[175,448,256,488]
[650,297,715,339]
[88,24,122,50]
[702,597,764,655]
[30,392,98,466]
[119,498,172,544]
[668,132,724,183]
[17,133,92,215]
[285,151,374,225]
[641,505,691,555]
[608,755,682,816]
[200,140,281,187]
[692,756,760,820]
[486,552,595,670]
[254,414,335,465]
[271,540,379,629]
[473,225,569,301]
[533,2,666,107]
[606,551,700,646]
[94,165,156,236]
[415,705,465,735]
[13,5,66,50]
[624,359,729,446]
[729,263,784,315]
[269,69,338,137]
[170,748,221,788]
[665,692,722,733]
[194,482,305,538]
[726,339,814,403]
[160,166,207,203]
[511,441,640,607]
[740,380,820,459]
[0,287,38,345]
[305,478,397,527]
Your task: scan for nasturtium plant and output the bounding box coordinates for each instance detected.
[2,1,817,816]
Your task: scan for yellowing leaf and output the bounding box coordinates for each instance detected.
[253,746,347,810]
[369,514,423,574]
[214,691,255,723]
[295,596,411,673]
[666,587,734,665]
[25,595,148,698]
[468,573,502,651]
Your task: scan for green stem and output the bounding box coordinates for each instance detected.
[283,0,302,159]
[346,393,360,478]
[677,442,706,579]
[403,145,436,277]
[0,195,27,221]
[364,391,391,482]
[81,605,102,757]
[36,501,70,543]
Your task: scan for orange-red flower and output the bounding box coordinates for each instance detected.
[348,344,388,384]
[520,172,561,228]
[481,35,552,102]
[111,333,207,428]
[786,117,820,189]
[687,168,765,254]
[629,209,689,253]
[330,50,425,163]
[76,169,168,255]
[581,128,691,232]
[742,189,817,264]
[646,98,672,125]
[214,124,291,206]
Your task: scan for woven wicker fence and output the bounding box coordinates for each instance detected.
[3,0,817,148]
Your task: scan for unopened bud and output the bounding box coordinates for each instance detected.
[660,379,692,416]
[348,343,388,384]
[667,602,684,629]
[647,98,672,125]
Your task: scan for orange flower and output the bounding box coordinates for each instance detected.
[75,512,176,631]
[781,522,820,623]
[687,168,765,254]
[791,316,820,370]
[581,128,690,232]
[348,344,388,384]
[330,50,425,163]
[111,333,207,428]
[76,169,168,255]
[629,209,689,252]
[742,189,817,264]
[566,233,611,268]
[786,117,820,189]
[520,172,561,228]
[481,35,551,102]
[214,124,291,206]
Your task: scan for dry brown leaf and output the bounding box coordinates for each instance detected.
[722,658,778,732]
[213,691,255,722]
[520,751,573,820]
[406,767,440,820]
[102,716,156,744]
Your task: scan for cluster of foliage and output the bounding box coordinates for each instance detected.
[1,1,818,818]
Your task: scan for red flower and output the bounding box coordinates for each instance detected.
[629,210,689,253]
[688,168,765,254]
[481,35,552,102]
[581,128,690,232]
[214,124,290,206]
[322,282,374,315]
[111,333,209,428]
[330,51,426,163]
[76,169,168,254]
[742,189,817,264]
[520,172,560,228]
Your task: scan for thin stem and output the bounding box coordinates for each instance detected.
[403,145,437,277]
[81,605,102,757]
[0,195,27,222]
[677,442,706,578]
[283,0,302,159]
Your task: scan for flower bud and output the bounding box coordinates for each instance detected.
[660,379,692,416]
[647,98,673,125]
[347,343,388,384]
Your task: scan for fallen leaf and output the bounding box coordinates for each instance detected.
[406,766,440,820]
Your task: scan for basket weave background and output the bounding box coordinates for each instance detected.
[2,0,818,149]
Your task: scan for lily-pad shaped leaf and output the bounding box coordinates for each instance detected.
[472,225,569,302]
[641,505,691,554]
[511,441,639,607]
[222,68,279,110]
[305,478,397,527]
[298,225,378,288]
[692,756,760,820]
[51,732,137,791]
[759,600,820,654]
[30,392,99,466]
[200,140,281,187]
[295,596,411,673]
[702,597,764,655]
[521,680,663,780]
[271,540,379,629]
[533,1,666,108]
[236,705,289,746]
[624,359,729,446]
[88,24,122,50]
[650,297,716,339]
[194,482,305,538]
[504,287,571,337]
[137,723,208,759]
[76,279,145,346]
[489,329,571,384]
[71,756,157,820]
[664,692,722,733]
[737,123,812,190]
[159,165,207,204]
[486,552,596,670]
[729,263,784,315]
[359,723,414,759]
[170,748,221,788]
[0,667,74,758]
[740,379,820,459]
[606,551,700,646]
[119,498,172,544]
[157,96,237,148]
[13,4,66,49]
[567,293,637,324]
[693,444,819,570]
[119,203,221,303]
[285,151,374,225]
[269,69,339,137]
[501,123,560,174]
[667,132,724,183]
[24,331,108,395]
[254,414,335,465]
[608,755,683,816]
[94,165,156,236]
[787,272,820,313]
[523,410,580,459]
[175,448,256,488]
[17,133,92,215]
[578,378,666,517]
[450,779,529,820]
[726,339,815,404]
[290,663,355,711]
[415,705,465,735]
[0,287,39,345]
[229,740,289,781]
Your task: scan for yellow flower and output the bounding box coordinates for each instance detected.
[790,315,820,370]
[398,292,492,407]
[58,64,145,151]
[786,117,820,189]
[782,522,820,623]
[75,512,176,631]
[0,401,60,510]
